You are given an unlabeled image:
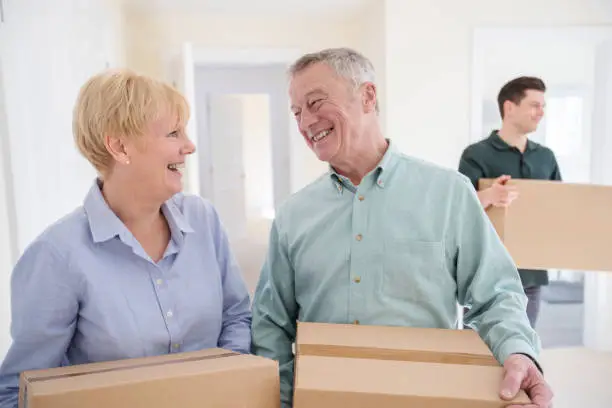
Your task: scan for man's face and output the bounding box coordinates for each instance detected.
[289,62,369,164]
[505,89,545,134]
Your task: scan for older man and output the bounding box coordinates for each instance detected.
[251,48,553,408]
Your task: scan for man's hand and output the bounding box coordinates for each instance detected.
[501,354,553,408]
[478,175,519,209]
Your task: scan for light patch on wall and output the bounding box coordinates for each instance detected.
[241,94,275,220]
[546,96,584,156]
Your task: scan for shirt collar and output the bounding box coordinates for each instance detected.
[162,197,195,241]
[84,179,194,244]
[488,130,538,152]
[329,138,398,193]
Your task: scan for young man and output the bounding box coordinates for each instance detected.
[251,49,553,408]
[458,76,562,329]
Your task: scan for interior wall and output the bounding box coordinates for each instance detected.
[123,10,367,81]
[0,58,16,359]
[1,0,126,254]
[355,1,387,134]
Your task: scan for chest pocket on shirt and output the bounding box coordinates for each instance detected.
[382,238,448,301]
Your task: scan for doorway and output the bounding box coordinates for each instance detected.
[194,65,291,243]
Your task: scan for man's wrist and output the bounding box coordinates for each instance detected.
[515,353,544,374]
[477,189,492,209]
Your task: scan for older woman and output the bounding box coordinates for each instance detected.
[0,69,251,407]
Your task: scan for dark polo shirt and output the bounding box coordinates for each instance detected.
[458,130,562,288]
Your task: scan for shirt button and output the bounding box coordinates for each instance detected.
[173,343,180,350]
[358,195,364,201]
[356,234,363,241]
[166,310,173,318]
[156,279,163,285]
[353,276,361,283]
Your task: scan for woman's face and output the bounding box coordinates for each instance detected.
[119,113,195,202]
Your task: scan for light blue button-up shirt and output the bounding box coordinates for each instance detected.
[251,141,540,408]
[0,180,251,408]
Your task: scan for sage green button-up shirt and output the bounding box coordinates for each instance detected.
[252,142,540,408]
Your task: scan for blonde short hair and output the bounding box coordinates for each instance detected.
[73,69,189,174]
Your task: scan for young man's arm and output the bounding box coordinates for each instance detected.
[458,150,518,209]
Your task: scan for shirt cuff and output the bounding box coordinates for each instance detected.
[518,352,544,374]
[496,340,542,373]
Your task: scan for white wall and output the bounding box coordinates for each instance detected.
[355,1,387,134]
[385,0,612,169]
[124,10,366,80]
[0,59,17,359]
[1,0,126,253]
[0,0,126,360]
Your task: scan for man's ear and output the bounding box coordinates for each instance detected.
[104,134,131,165]
[503,100,515,118]
[362,82,378,114]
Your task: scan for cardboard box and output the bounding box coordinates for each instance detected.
[296,321,499,366]
[19,348,279,408]
[293,322,530,408]
[479,179,612,271]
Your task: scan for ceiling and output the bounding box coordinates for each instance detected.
[124,0,374,16]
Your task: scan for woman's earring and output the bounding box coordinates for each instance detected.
[125,159,130,165]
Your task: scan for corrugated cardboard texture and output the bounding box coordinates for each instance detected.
[296,322,499,366]
[19,348,280,408]
[294,355,529,408]
[479,179,612,271]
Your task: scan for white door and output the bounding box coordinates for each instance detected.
[207,94,247,241]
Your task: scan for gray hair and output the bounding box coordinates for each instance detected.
[289,47,379,113]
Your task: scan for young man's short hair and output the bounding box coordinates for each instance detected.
[497,76,546,118]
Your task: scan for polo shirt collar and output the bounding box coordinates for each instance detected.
[488,130,538,152]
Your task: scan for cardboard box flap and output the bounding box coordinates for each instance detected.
[295,355,529,407]
[22,351,277,396]
[22,348,236,384]
[296,322,498,366]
